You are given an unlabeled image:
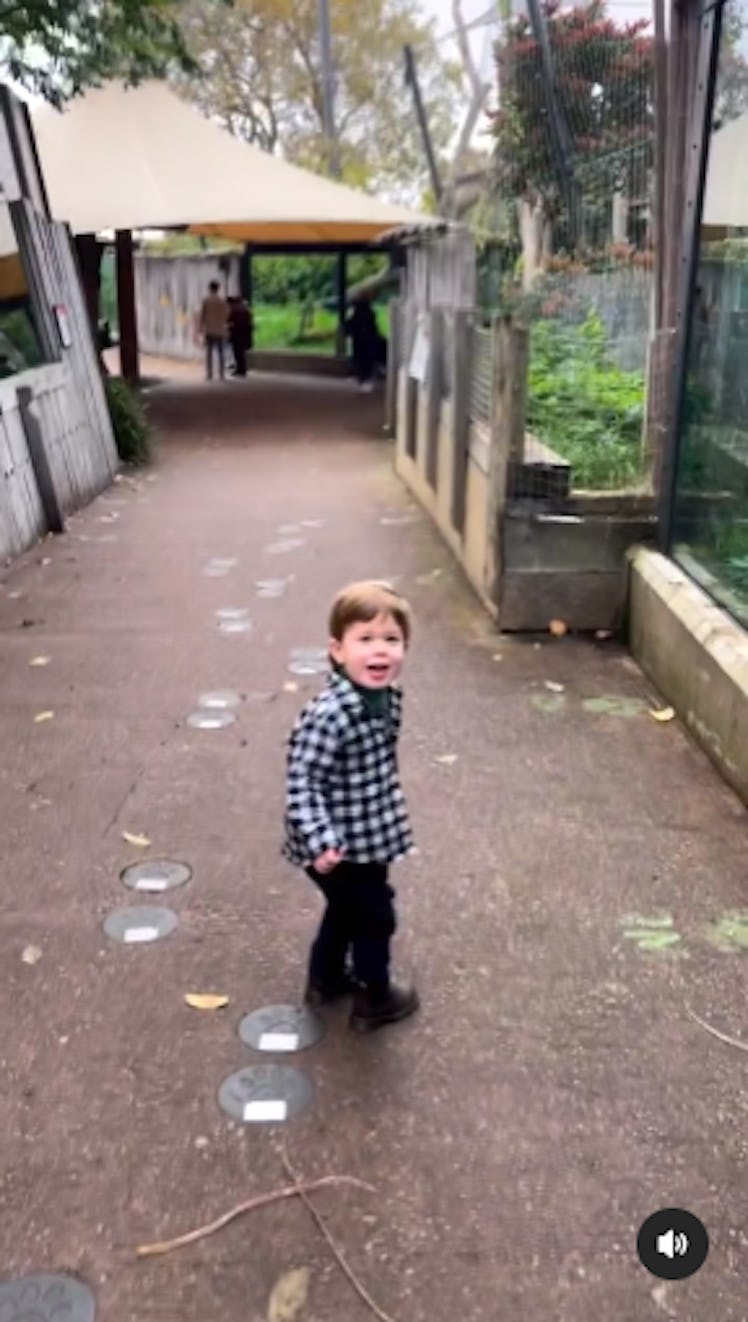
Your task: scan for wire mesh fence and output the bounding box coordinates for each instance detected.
[493,0,655,498]
[469,325,493,426]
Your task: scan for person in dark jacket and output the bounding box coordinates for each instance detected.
[227,296,253,377]
[345,294,384,392]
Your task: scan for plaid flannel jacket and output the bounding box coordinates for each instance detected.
[282,669,413,867]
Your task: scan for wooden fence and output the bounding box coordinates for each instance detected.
[0,204,118,562]
[392,298,656,630]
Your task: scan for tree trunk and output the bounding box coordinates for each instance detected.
[519,198,551,290]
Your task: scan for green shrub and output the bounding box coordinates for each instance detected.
[527,312,646,489]
[105,376,152,466]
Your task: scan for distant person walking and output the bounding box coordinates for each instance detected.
[199,280,228,381]
[345,294,385,393]
[227,296,253,378]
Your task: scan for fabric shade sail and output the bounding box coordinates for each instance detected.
[32,81,434,243]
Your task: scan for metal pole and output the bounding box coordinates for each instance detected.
[524,0,578,245]
[318,0,340,177]
[659,0,724,551]
[404,44,443,207]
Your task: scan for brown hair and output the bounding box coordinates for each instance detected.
[328,580,412,646]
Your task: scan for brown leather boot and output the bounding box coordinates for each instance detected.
[349,982,420,1033]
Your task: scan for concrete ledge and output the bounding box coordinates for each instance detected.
[627,547,748,804]
[247,350,350,377]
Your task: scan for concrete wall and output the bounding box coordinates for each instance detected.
[628,547,748,805]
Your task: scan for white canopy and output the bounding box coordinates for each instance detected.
[703,112,748,230]
[32,80,434,243]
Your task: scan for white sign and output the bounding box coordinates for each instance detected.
[258,1032,299,1052]
[243,1099,288,1122]
[408,318,430,384]
[124,926,159,943]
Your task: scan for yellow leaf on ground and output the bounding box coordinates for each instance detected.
[184,993,230,1011]
[33,710,55,723]
[649,706,676,723]
[122,830,151,848]
[434,753,458,765]
[268,1267,310,1322]
[283,681,299,693]
[29,656,51,667]
[545,680,565,693]
[22,945,42,965]
[549,619,568,637]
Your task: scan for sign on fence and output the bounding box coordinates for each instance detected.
[409,314,430,383]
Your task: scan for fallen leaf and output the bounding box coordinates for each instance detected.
[492,652,503,662]
[184,993,230,1011]
[41,557,52,566]
[29,656,50,667]
[282,681,299,693]
[545,680,565,693]
[649,706,675,723]
[22,945,42,965]
[33,710,54,723]
[122,830,151,848]
[549,619,568,637]
[268,1267,310,1322]
[434,753,458,765]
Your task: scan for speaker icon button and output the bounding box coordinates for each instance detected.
[637,1208,709,1280]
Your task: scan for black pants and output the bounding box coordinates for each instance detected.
[307,860,396,994]
[230,334,249,376]
[205,335,225,380]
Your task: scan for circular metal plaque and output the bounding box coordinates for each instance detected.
[255,579,288,599]
[203,557,238,577]
[120,859,192,894]
[288,660,327,676]
[238,1004,326,1054]
[0,1274,95,1322]
[264,538,305,555]
[218,1064,313,1124]
[198,690,242,711]
[379,513,417,526]
[187,709,236,729]
[218,618,252,635]
[215,607,250,622]
[103,906,178,944]
[288,647,328,676]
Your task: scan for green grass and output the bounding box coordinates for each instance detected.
[252,301,390,353]
[527,313,647,490]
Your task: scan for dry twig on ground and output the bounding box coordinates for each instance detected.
[686,1006,748,1054]
[281,1141,399,1322]
[135,1173,374,1258]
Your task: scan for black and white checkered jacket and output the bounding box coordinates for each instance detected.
[282,669,413,867]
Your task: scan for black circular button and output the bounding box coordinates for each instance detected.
[637,1208,709,1280]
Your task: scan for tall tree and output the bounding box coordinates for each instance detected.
[176,0,461,204]
[0,0,199,105]
[492,1,653,281]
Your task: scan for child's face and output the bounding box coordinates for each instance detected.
[330,612,406,688]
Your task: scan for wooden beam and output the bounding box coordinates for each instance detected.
[75,233,102,336]
[115,229,139,383]
[336,251,347,356]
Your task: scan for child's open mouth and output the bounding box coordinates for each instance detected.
[366,663,390,681]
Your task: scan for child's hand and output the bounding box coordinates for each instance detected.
[314,847,345,874]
